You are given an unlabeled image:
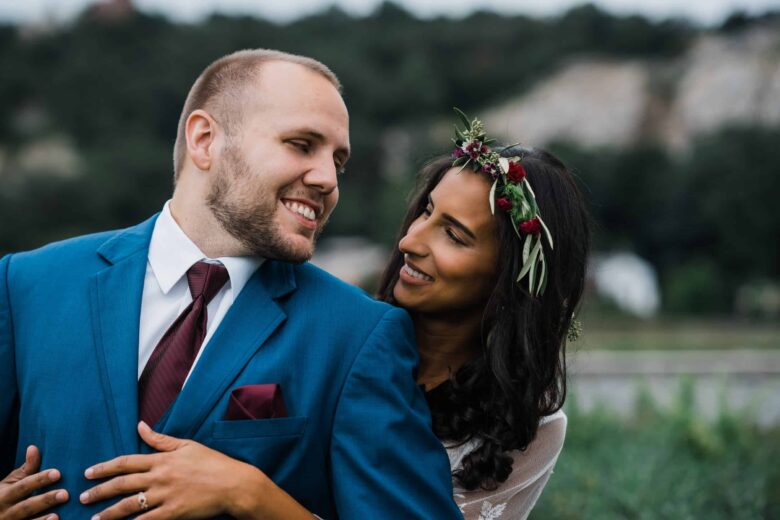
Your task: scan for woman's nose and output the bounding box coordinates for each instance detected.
[398,219,428,258]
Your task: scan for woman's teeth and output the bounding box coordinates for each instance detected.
[284,201,316,221]
[403,264,433,281]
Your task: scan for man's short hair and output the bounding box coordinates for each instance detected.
[172,49,342,181]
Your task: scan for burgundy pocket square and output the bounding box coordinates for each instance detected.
[225,384,288,420]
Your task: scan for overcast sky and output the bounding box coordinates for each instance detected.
[1,0,778,26]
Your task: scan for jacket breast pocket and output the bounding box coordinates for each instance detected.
[211,416,307,439]
[207,416,308,474]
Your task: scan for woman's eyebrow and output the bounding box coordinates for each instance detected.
[429,194,476,240]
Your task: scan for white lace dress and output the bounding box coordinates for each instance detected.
[446,410,567,520]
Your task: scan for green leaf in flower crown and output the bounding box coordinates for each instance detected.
[510,216,522,239]
[488,178,498,215]
[522,234,532,263]
[453,156,468,167]
[538,216,554,250]
[538,254,548,295]
[453,107,472,131]
[516,236,541,282]
[484,138,497,145]
[455,128,465,142]
[521,182,539,215]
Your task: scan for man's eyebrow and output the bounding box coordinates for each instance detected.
[428,194,476,240]
[294,128,350,163]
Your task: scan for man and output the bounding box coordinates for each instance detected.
[0,49,462,519]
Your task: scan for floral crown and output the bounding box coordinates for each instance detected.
[451,108,554,296]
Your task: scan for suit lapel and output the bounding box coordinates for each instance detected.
[161,260,296,439]
[89,215,158,455]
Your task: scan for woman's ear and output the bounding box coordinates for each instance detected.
[185,109,219,171]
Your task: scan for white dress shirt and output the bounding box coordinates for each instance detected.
[137,201,264,383]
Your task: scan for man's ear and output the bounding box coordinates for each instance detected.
[185,109,220,171]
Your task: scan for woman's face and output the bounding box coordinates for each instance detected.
[393,167,499,316]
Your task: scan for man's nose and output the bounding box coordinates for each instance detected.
[303,156,338,194]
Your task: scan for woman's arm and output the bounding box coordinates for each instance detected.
[454,411,567,520]
[79,421,316,520]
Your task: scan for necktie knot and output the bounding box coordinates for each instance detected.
[187,261,229,304]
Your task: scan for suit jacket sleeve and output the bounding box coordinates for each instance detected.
[330,306,463,519]
[0,254,19,475]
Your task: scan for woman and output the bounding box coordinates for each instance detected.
[374,134,590,517]
[80,112,589,520]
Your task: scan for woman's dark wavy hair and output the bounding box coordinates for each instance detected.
[377,145,590,491]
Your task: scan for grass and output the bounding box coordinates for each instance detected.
[532,382,780,519]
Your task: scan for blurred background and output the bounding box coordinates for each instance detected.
[1,0,778,516]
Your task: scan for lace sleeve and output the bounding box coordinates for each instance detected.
[453,410,567,520]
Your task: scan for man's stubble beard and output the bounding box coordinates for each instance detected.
[205,146,328,263]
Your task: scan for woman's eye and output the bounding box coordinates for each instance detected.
[446,229,465,246]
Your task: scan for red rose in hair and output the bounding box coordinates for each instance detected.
[519,216,541,234]
[496,197,513,212]
[507,161,526,183]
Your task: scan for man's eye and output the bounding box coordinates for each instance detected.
[289,140,311,153]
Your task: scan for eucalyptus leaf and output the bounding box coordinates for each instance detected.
[523,178,537,199]
[498,157,510,175]
[489,178,498,215]
[453,107,471,130]
[523,233,532,263]
[538,254,548,295]
[517,237,541,282]
[538,216,554,250]
[528,251,538,293]
[510,217,522,239]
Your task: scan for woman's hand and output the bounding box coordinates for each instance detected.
[80,421,268,520]
[0,445,69,520]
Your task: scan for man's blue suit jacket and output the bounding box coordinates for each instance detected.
[0,215,463,519]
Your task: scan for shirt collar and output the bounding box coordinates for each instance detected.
[148,201,264,296]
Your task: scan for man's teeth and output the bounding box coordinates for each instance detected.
[403,264,433,281]
[284,201,316,221]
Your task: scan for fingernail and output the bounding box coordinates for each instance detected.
[56,490,67,501]
[92,515,101,520]
[48,469,59,480]
[85,467,94,478]
[80,491,89,503]
[47,515,57,520]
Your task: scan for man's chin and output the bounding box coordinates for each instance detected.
[261,234,315,264]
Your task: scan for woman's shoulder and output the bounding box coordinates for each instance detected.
[449,409,568,519]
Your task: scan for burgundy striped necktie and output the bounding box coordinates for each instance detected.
[138,261,229,426]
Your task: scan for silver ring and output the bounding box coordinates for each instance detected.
[138,491,149,511]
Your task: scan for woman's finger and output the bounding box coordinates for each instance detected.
[3,489,68,520]
[91,490,157,520]
[137,421,183,453]
[20,445,42,478]
[80,473,148,505]
[84,454,154,480]
[3,469,61,504]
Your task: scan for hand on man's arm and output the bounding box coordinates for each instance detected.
[0,445,68,520]
[80,421,315,520]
